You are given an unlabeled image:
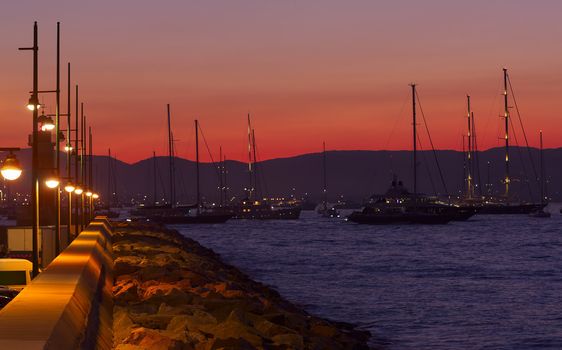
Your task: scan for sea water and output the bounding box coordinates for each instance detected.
[175,206,562,349]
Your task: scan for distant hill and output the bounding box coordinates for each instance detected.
[3,147,561,204]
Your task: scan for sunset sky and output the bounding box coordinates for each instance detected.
[1,1,562,163]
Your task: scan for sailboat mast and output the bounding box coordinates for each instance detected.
[219,146,224,206]
[322,141,327,208]
[503,68,510,198]
[195,119,200,213]
[167,104,175,207]
[222,154,228,205]
[540,130,544,204]
[252,129,258,200]
[411,83,417,205]
[247,114,253,199]
[107,148,111,209]
[153,151,157,206]
[466,95,473,199]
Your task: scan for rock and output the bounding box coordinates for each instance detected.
[112,223,372,350]
[113,306,137,345]
[114,279,140,304]
[121,327,186,350]
[271,333,304,349]
[310,322,339,338]
[203,337,257,350]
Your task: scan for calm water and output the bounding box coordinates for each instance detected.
[175,206,562,349]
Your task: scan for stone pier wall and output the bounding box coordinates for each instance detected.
[0,217,114,350]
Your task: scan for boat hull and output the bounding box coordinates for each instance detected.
[478,203,546,214]
[233,207,301,220]
[347,211,453,225]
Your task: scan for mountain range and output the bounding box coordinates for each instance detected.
[3,146,560,205]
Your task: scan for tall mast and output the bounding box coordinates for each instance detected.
[153,151,157,206]
[247,113,253,199]
[411,83,417,205]
[167,104,175,207]
[466,95,473,199]
[223,153,228,205]
[195,119,200,213]
[540,130,544,205]
[503,68,510,198]
[89,127,93,193]
[66,63,71,186]
[252,129,258,200]
[322,141,327,209]
[107,148,111,209]
[219,146,224,206]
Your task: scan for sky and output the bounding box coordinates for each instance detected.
[1,0,562,163]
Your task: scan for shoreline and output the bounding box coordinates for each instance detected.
[112,222,373,349]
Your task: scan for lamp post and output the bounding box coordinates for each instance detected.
[64,182,74,240]
[85,190,92,223]
[19,21,40,277]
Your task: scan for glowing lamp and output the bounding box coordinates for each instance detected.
[0,153,22,181]
[38,114,55,131]
[45,177,60,189]
[92,193,99,199]
[26,96,40,111]
[64,183,75,193]
[85,191,93,197]
[64,145,73,152]
[74,187,83,195]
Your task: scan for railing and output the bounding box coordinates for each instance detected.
[0,217,113,350]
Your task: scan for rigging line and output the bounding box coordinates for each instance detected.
[417,132,438,196]
[415,91,449,196]
[508,116,534,200]
[384,93,409,174]
[507,73,539,182]
[198,123,222,180]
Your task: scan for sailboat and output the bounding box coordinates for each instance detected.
[529,130,550,218]
[474,69,545,214]
[232,114,302,220]
[347,84,460,225]
[148,119,232,224]
[316,142,340,218]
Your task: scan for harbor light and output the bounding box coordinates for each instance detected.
[26,95,40,111]
[38,114,55,131]
[0,153,22,181]
[64,183,75,193]
[45,176,60,189]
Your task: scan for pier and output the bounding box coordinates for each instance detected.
[0,218,372,349]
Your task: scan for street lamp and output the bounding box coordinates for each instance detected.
[74,186,83,195]
[64,183,75,193]
[44,176,60,189]
[38,113,55,132]
[26,95,40,111]
[0,152,23,181]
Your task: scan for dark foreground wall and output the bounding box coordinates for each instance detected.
[0,218,113,350]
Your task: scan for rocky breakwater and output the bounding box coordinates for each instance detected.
[112,222,373,349]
